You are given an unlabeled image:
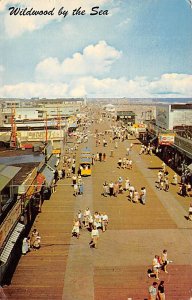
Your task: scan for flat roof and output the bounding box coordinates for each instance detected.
[0,148,44,165]
[171,103,192,109]
[12,163,39,185]
[0,164,21,191]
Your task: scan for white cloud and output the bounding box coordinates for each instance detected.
[149,73,192,97]
[0,82,68,98]
[1,73,192,98]
[35,41,122,81]
[1,0,115,37]
[117,17,131,28]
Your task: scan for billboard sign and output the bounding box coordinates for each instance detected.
[158,133,175,145]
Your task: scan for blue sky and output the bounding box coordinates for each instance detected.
[0,0,192,98]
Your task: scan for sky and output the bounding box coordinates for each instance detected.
[0,0,192,98]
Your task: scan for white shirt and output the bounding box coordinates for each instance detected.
[102,214,108,221]
[91,229,99,238]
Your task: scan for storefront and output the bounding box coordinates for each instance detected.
[0,165,21,221]
[156,134,192,174]
[0,201,24,285]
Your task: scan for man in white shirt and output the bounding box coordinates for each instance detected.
[148,282,158,300]
[84,208,91,227]
[90,226,99,249]
[102,213,109,232]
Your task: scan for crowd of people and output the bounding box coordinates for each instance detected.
[71,208,109,249]
[139,144,153,156]
[117,157,133,169]
[102,178,147,204]
[148,281,165,300]
[147,250,172,299]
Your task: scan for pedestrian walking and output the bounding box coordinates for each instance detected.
[72,174,77,185]
[118,158,122,168]
[124,178,130,191]
[181,183,187,197]
[161,249,172,273]
[99,152,102,162]
[58,169,62,180]
[129,185,135,202]
[172,173,178,185]
[96,152,99,161]
[134,190,139,203]
[79,182,84,195]
[89,226,99,249]
[62,168,66,178]
[140,187,146,204]
[109,181,114,197]
[148,282,158,300]
[164,177,169,192]
[84,208,91,228]
[157,170,163,189]
[159,178,164,191]
[72,218,80,239]
[102,181,108,197]
[72,163,76,174]
[113,182,119,197]
[188,202,192,221]
[157,281,165,300]
[152,255,160,280]
[162,162,166,173]
[54,169,59,182]
[102,213,108,232]
[73,183,78,196]
[77,210,82,228]
[129,159,133,170]
[30,228,39,248]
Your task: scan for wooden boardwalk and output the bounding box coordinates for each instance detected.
[2,117,192,300]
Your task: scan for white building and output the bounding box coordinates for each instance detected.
[156,103,192,131]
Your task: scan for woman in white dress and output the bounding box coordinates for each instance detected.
[22,237,30,255]
[125,178,130,191]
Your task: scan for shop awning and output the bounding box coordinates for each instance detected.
[0,222,25,264]
[41,166,54,187]
[36,173,45,192]
[46,155,58,171]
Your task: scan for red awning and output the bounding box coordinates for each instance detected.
[36,173,45,191]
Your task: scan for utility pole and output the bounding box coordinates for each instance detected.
[45,112,48,143]
[10,106,17,148]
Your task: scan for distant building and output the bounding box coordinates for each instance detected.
[104,104,116,113]
[156,103,192,131]
[116,110,136,125]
